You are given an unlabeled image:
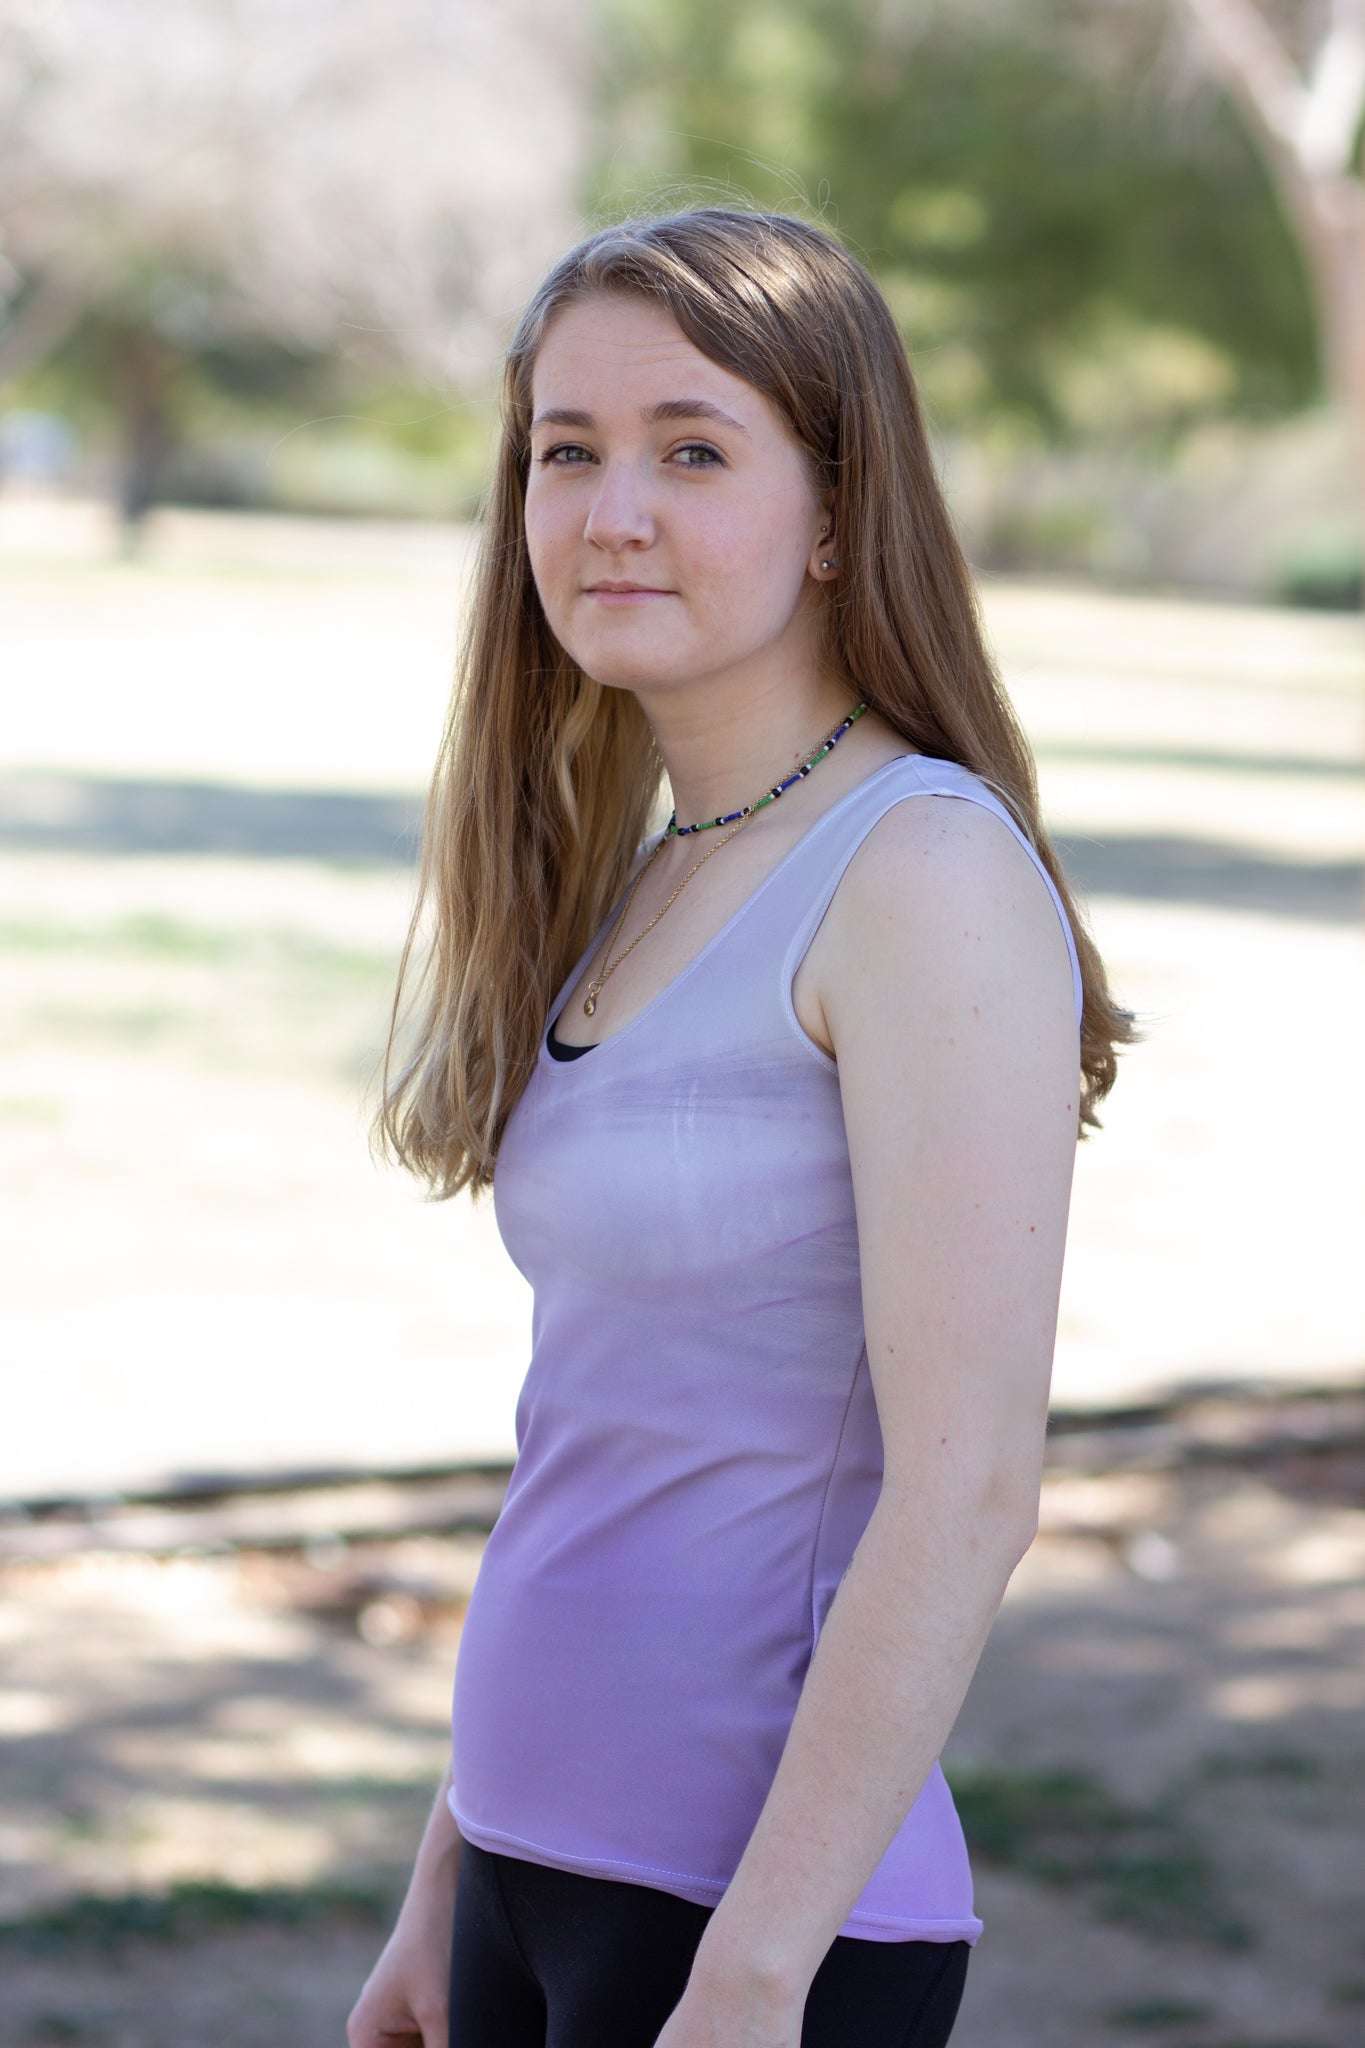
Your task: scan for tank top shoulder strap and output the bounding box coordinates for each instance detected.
[762,752,1084,1031]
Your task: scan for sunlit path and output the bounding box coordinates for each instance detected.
[2,504,1362,1498]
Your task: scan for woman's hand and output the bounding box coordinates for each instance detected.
[346,1916,450,2048]
[652,1965,805,2048]
[654,2005,800,2048]
[348,1764,461,2048]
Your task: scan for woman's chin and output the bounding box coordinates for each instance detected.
[566,647,696,696]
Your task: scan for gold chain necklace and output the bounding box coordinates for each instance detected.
[582,816,747,1017]
[582,702,868,1018]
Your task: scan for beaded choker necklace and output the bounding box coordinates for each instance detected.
[664,699,869,835]
[581,699,869,1017]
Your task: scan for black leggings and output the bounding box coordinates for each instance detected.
[448,1836,970,2047]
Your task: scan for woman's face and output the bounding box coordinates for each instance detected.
[523,292,832,699]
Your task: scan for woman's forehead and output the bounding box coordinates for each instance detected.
[530,295,767,422]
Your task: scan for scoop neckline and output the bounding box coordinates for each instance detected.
[539,750,930,1069]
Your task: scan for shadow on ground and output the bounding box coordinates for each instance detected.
[3,1461,1365,2046]
[2,772,1362,922]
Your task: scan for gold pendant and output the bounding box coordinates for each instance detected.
[584,984,601,1017]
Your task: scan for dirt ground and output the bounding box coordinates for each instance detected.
[2,503,1363,2045]
[3,1461,1365,2048]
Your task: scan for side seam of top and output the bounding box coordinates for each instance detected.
[778,757,1085,1075]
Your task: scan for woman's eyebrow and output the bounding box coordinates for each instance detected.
[529,399,749,434]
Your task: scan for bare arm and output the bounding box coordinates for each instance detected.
[347,1762,464,2048]
[661,797,1080,2035]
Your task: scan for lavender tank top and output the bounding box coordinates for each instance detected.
[449,751,1083,1944]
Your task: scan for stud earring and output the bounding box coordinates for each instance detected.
[820,555,839,572]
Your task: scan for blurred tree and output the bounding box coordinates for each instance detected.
[1167,0,1365,525]
[597,0,1320,446]
[0,0,589,525]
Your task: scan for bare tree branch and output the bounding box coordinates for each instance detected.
[1171,0,1310,167]
[0,0,592,389]
[1300,0,1365,177]
[1174,0,1365,179]
[1169,0,1365,526]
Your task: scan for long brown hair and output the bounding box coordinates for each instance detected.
[374,206,1135,1200]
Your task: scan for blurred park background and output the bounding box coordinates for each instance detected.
[1,2,1364,2044]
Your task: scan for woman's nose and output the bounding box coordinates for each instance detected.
[583,462,655,552]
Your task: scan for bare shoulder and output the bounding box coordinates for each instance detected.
[840,785,1054,905]
[814,789,1076,1058]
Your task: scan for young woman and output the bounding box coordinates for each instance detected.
[349,207,1132,2048]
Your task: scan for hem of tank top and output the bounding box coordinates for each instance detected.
[534,753,928,1072]
[777,764,1084,1075]
[449,1803,983,1943]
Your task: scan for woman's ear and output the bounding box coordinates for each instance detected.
[811,505,839,582]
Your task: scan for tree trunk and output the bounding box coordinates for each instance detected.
[115,330,174,542]
[1171,0,1365,569]
[1312,184,1365,517]
[1263,157,1365,551]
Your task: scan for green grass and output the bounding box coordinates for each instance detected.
[0,913,393,981]
[21,2015,106,2046]
[1192,1748,1326,1784]
[946,1762,1254,1951]
[0,1096,64,1125]
[0,1875,394,1955]
[1104,1995,1218,2029]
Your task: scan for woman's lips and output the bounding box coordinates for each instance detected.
[583,584,674,606]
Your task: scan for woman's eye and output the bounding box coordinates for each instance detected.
[537,443,595,465]
[532,440,722,468]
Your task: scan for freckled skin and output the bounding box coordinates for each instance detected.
[522,295,834,713]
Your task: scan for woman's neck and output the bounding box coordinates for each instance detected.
[641,671,865,830]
